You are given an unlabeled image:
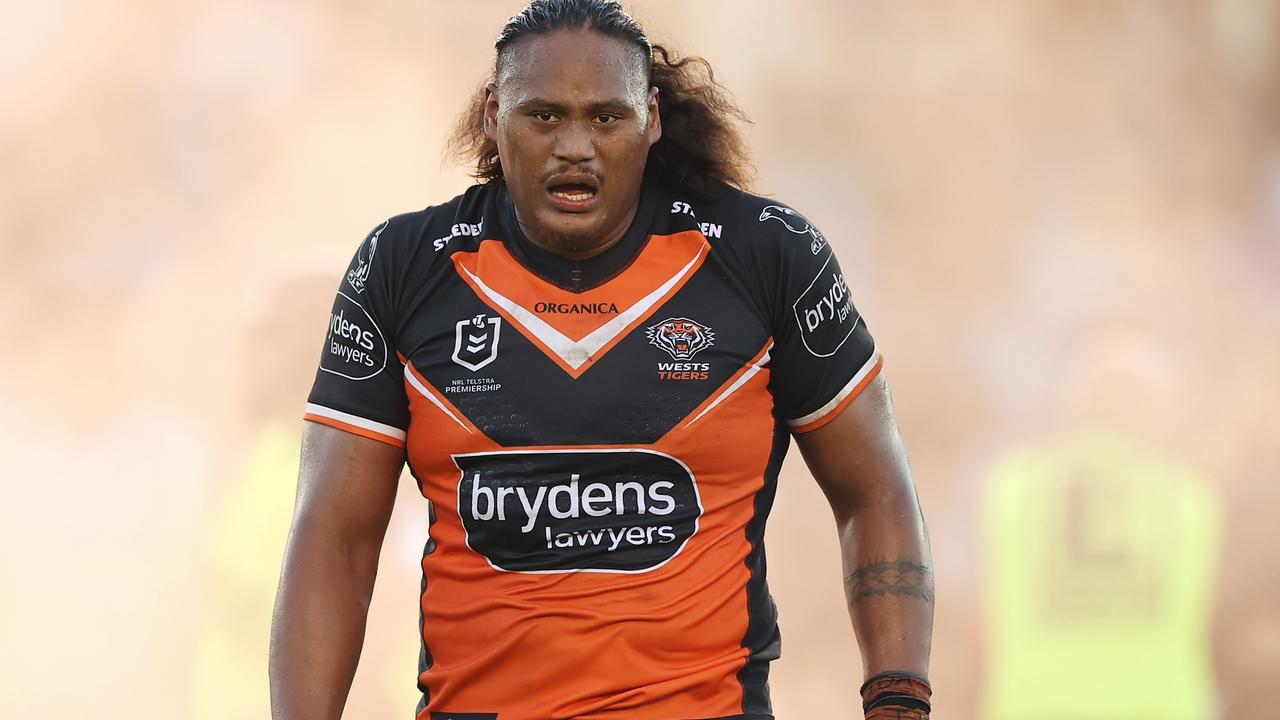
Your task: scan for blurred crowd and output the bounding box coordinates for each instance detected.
[1,1,1276,718]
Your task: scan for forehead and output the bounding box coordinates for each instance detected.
[497,29,648,103]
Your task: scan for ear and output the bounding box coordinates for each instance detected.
[646,86,662,147]
[483,82,500,142]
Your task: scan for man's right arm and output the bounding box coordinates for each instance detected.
[269,421,406,720]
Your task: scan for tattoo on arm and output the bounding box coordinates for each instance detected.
[844,559,935,602]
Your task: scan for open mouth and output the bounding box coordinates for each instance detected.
[545,174,600,212]
[550,185,596,201]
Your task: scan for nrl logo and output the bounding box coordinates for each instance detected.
[347,220,388,293]
[646,317,715,360]
[452,314,502,371]
[759,205,827,255]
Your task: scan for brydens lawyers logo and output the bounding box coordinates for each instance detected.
[793,256,858,358]
[646,317,715,360]
[452,314,501,371]
[456,449,701,574]
[321,293,388,382]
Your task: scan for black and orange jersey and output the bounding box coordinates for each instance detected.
[305,180,881,720]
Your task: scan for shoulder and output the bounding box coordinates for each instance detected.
[349,184,497,283]
[678,185,829,259]
[372,184,493,255]
[334,185,498,314]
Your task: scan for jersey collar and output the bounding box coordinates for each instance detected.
[495,181,663,293]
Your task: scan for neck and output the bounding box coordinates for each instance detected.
[514,196,642,261]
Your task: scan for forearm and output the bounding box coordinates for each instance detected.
[837,490,933,679]
[269,525,382,719]
[795,375,932,715]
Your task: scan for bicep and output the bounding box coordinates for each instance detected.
[290,421,406,549]
[792,373,915,523]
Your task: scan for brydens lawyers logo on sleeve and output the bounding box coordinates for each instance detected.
[793,255,858,358]
[320,293,388,381]
[455,449,702,574]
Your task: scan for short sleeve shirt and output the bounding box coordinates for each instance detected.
[306,181,880,720]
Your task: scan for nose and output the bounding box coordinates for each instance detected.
[552,121,596,164]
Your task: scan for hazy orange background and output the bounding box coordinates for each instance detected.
[2,1,1277,718]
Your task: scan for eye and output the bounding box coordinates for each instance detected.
[531,111,557,122]
[594,113,621,125]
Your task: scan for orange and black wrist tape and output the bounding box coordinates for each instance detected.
[860,671,932,719]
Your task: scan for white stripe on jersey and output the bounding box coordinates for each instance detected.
[683,343,774,429]
[403,366,474,434]
[304,403,407,441]
[786,348,881,429]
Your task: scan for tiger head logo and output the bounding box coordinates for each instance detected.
[646,317,716,360]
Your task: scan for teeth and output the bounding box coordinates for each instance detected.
[552,190,594,201]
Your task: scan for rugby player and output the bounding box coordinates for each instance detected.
[270,1,933,718]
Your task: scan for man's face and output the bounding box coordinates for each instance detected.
[485,29,661,255]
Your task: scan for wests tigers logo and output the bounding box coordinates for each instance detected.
[646,317,715,360]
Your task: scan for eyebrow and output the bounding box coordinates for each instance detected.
[515,97,636,114]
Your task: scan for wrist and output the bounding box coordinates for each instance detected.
[860,670,931,720]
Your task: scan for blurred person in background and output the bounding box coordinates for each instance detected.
[269,1,932,719]
[980,326,1221,720]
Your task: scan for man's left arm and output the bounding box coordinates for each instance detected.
[793,372,934,719]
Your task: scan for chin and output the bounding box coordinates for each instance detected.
[531,210,607,251]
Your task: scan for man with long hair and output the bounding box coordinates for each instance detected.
[271,2,933,718]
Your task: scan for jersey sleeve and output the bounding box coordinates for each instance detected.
[764,205,882,433]
[303,220,410,447]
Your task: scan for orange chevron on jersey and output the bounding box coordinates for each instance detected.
[451,231,709,377]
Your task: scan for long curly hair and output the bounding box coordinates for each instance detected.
[447,0,753,200]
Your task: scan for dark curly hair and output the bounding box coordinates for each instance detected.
[448,0,753,200]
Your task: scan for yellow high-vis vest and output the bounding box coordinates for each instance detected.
[981,430,1220,720]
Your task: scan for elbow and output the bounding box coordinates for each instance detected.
[284,514,384,597]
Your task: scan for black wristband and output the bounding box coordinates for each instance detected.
[865,693,932,712]
[859,670,932,696]
[860,670,932,714]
